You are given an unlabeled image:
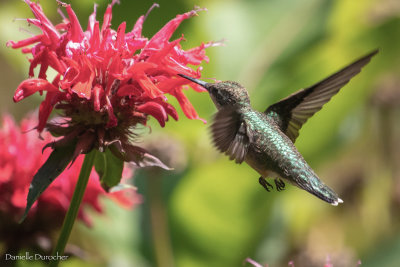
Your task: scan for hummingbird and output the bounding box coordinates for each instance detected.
[179,50,378,206]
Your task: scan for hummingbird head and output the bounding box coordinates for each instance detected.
[178,74,250,109]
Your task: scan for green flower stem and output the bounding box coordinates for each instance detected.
[147,170,174,267]
[50,150,97,267]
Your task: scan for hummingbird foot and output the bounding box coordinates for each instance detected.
[259,177,273,192]
[274,178,286,191]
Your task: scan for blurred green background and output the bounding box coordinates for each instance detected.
[1,0,400,266]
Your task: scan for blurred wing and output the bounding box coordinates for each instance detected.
[210,107,253,164]
[265,50,378,143]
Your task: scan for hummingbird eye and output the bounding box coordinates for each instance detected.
[210,87,228,105]
[215,91,223,101]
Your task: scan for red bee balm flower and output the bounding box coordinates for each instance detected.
[7,1,217,218]
[0,114,140,254]
[8,1,213,131]
[8,0,215,157]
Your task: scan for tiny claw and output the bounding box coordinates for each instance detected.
[274,178,285,191]
[259,177,273,192]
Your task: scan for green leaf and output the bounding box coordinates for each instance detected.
[94,148,124,192]
[20,143,76,223]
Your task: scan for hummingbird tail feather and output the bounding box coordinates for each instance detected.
[299,176,343,206]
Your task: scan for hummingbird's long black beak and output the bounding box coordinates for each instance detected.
[178,74,210,90]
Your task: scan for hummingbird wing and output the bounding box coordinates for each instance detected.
[210,106,253,164]
[264,50,378,143]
